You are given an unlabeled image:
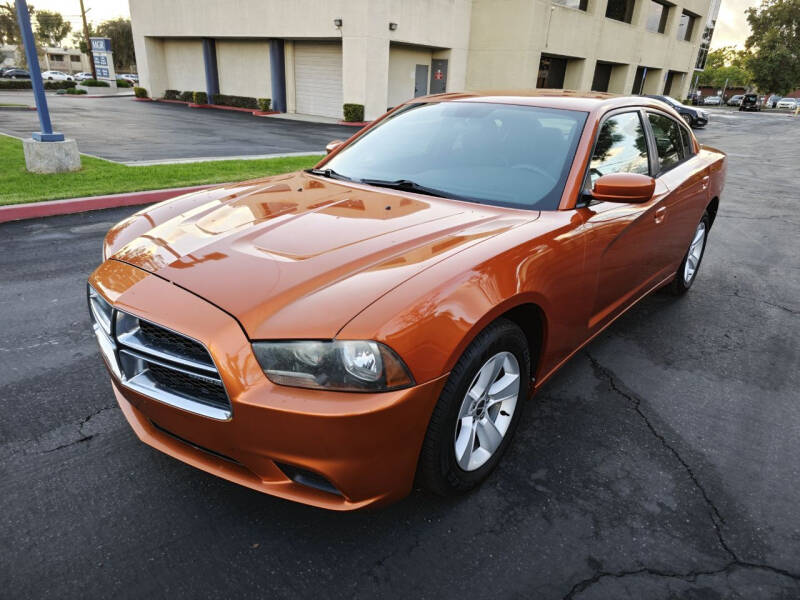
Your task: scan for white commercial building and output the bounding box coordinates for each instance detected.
[130,0,715,120]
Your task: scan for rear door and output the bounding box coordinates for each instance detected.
[644,111,710,275]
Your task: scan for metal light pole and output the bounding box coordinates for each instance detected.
[15,0,64,142]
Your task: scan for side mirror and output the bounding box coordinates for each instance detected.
[326,139,344,154]
[591,173,655,204]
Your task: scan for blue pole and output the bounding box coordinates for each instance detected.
[15,0,64,142]
[201,38,219,103]
[269,39,286,113]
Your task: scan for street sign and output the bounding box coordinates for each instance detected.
[89,37,116,85]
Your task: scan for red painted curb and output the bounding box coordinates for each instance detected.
[337,120,371,127]
[0,184,217,224]
[133,97,154,102]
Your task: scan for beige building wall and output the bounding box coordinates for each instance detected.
[162,39,206,92]
[129,0,712,115]
[217,40,271,99]
[388,45,433,108]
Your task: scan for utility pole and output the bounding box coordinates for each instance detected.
[79,0,96,80]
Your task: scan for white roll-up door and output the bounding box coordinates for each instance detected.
[294,42,343,119]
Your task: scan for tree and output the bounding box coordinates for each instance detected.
[96,18,134,70]
[745,0,800,94]
[0,2,37,67]
[697,48,752,89]
[35,9,71,47]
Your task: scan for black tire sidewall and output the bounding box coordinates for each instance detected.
[672,212,710,294]
[423,319,530,494]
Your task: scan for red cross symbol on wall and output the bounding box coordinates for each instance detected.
[434,69,443,81]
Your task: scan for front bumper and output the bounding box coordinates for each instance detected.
[90,260,447,510]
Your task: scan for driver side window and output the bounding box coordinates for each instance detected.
[589,112,650,185]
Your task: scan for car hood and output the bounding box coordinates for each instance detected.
[111,173,537,340]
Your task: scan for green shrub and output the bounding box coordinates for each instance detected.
[66,88,87,95]
[343,103,365,122]
[212,94,259,109]
[163,89,180,100]
[115,79,131,88]
[257,98,271,111]
[193,91,208,104]
[179,90,194,102]
[83,79,110,87]
[0,79,74,90]
[134,86,148,98]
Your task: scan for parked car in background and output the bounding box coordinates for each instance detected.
[41,70,74,82]
[727,95,744,106]
[2,68,30,79]
[775,98,798,110]
[644,94,708,128]
[118,73,139,85]
[703,96,723,106]
[88,93,726,510]
[74,72,93,82]
[739,94,761,112]
[767,95,782,108]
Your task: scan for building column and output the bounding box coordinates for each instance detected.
[564,58,594,92]
[608,63,636,94]
[342,36,389,121]
[269,39,286,112]
[201,38,219,101]
[134,36,168,98]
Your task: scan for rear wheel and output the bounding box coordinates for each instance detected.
[418,319,530,495]
[668,211,710,295]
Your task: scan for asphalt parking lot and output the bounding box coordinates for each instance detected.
[1,110,799,599]
[0,91,356,162]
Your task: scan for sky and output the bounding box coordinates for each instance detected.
[35,0,756,49]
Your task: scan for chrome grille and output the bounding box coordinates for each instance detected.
[88,285,231,421]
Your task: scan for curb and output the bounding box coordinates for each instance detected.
[337,120,371,127]
[0,184,217,224]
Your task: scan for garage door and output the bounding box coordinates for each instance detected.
[294,42,342,119]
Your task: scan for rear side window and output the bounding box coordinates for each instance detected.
[588,112,650,185]
[647,113,685,171]
[679,126,694,156]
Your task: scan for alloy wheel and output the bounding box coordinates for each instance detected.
[454,351,520,471]
[684,221,707,283]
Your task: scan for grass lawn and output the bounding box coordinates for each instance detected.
[0,103,28,107]
[0,134,322,205]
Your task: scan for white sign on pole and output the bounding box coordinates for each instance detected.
[90,37,116,87]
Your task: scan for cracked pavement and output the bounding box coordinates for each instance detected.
[1,109,799,599]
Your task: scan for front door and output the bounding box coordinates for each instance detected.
[414,64,428,97]
[430,59,448,94]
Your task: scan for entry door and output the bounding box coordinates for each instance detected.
[430,59,448,94]
[414,64,428,97]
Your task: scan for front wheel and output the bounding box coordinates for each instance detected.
[683,114,694,127]
[417,319,530,495]
[668,211,710,295]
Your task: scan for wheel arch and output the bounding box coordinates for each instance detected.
[706,196,720,229]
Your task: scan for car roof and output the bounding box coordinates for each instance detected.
[415,90,677,114]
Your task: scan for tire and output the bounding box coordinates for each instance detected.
[682,114,694,127]
[668,211,710,295]
[417,318,531,496]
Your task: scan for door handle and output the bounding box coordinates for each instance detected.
[654,206,667,224]
[701,175,710,190]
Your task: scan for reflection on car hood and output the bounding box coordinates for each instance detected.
[110,173,537,339]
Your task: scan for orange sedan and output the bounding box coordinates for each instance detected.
[88,92,726,510]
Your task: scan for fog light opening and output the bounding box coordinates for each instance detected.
[276,462,343,497]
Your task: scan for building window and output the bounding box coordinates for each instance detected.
[631,66,647,94]
[70,55,81,62]
[49,54,64,61]
[677,11,697,41]
[695,24,714,69]
[537,55,568,88]
[591,62,613,92]
[606,0,635,23]
[646,0,670,33]
[552,0,588,10]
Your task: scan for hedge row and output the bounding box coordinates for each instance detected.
[82,79,109,87]
[161,90,271,112]
[0,79,75,90]
[134,86,149,98]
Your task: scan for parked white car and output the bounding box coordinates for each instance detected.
[118,73,139,84]
[41,70,74,82]
[73,72,93,82]
[775,98,798,109]
[703,95,723,105]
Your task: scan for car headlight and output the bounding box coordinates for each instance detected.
[252,340,414,392]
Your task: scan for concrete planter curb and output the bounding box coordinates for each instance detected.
[0,184,219,224]
[338,120,371,127]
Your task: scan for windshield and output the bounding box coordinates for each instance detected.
[322,102,588,210]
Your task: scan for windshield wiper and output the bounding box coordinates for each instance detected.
[305,168,353,181]
[359,178,451,199]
